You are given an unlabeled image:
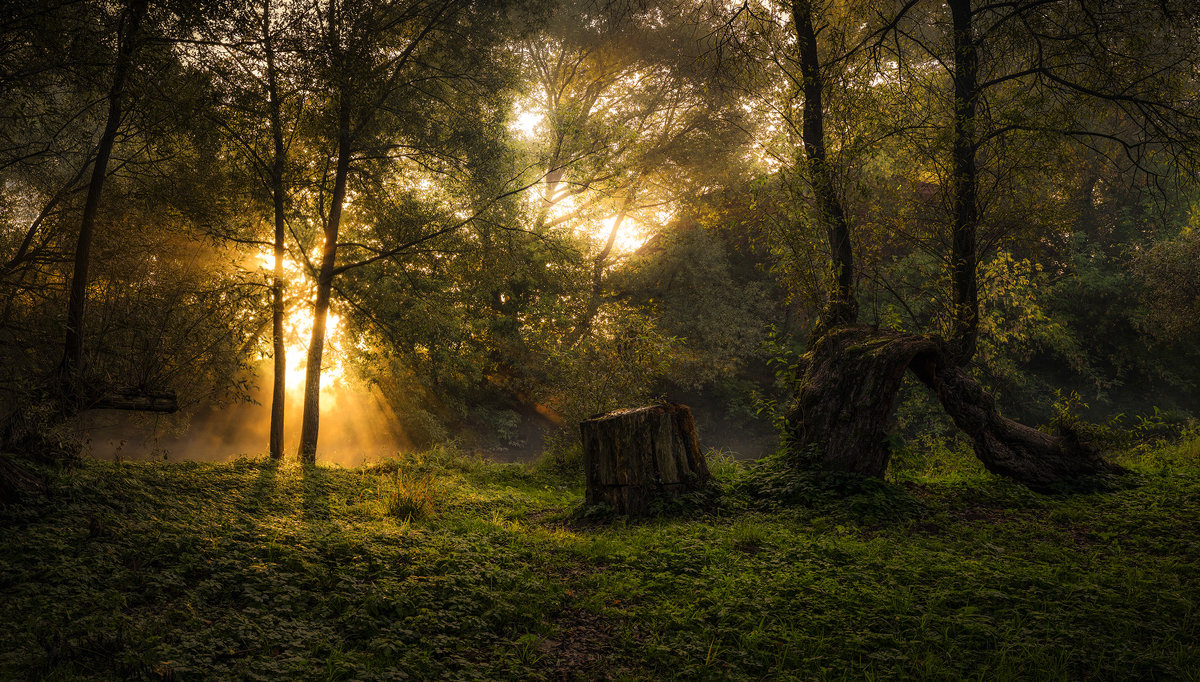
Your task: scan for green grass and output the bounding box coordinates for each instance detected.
[0,443,1198,680]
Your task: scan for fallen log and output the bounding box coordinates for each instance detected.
[88,388,178,413]
[580,403,711,515]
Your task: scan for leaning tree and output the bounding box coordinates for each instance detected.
[730,0,1198,489]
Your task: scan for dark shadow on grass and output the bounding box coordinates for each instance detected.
[301,464,332,522]
[727,455,930,525]
[242,457,281,512]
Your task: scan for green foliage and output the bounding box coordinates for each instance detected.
[722,451,926,524]
[1134,220,1200,341]
[538,304,683,428]
[703,448,740,480]
[532,433,585,479]
[1125,422,1200,474]
[1,442,1198,679]
[732,324,807,440]
[620,226,774,387]
[888,433,984,483]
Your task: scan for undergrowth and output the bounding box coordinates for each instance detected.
[0,434,1196,680]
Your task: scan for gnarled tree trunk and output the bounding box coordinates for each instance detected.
[581,403,711,515]
[785,326,1122,491]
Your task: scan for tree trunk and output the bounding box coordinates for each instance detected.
[297,95,352,465]
[948,0,980,363]
[785,326,1122,491]
[89,388,178,413]
[908,352,1122,490]
[265,4,287,461]
[581,403,711,515]
[792,0,856,327]
[59,0,150,398]
[784,328,922,477]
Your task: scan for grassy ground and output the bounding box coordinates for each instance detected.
[1,442,1198,680]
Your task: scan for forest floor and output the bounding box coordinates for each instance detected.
[0,441,1197,680]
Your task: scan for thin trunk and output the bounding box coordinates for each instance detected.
[566,196,630,345]
[265,4,287,460]
[949,0,979,363]
[297,97,352,464]
[792,0,856,328]
[60,0,149,397]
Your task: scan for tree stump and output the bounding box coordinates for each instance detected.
[580,403,711,515]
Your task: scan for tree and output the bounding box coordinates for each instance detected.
[0,0,277,453]
[725,0,1198,488]
[200,0,311,459]
[59,0,151,402]
[516,0,748,344]
[292,0,523,463]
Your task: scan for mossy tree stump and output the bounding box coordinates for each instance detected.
[580,403,711,515]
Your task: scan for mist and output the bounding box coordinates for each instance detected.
[82,362,410,468]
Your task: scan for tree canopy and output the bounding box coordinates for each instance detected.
[0,0,1197,480]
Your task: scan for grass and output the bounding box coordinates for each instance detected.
[0,442,1197,680]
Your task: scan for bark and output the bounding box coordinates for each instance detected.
[265,4,287,460]
[908,352,1121,489]
[581,403,711,515]
[784,328,923,477]
[792,0,856,327]
[297,95,352,464]
[59,0,150,396]
[89,388,178,413]
[785,326,1122,491]
[949,0,979,363]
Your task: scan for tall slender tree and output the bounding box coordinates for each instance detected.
[721,0,1199,487]
[295,0,522,463]
[59,0,151,400]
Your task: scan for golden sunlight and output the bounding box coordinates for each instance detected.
[541,193,656,254]
[510,108,544,138]
[256,250,347,394]
[595,213,651,253]
[283,306,347,393]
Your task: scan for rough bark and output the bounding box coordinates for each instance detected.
[89,388,178,413]
[908,352,1122,490]
[792,0,856,327]
[581,403,711,515]
[948,0,980,363]
[297,94,352,464]
[784,327,923,477]
[60,0,150,395]
[264,4,287,461]
[785,326,1122,491]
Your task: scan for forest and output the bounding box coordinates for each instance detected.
[1,0,1199,678]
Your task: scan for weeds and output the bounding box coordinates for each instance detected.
[0,442,1196,680]
[382,470,437,520]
